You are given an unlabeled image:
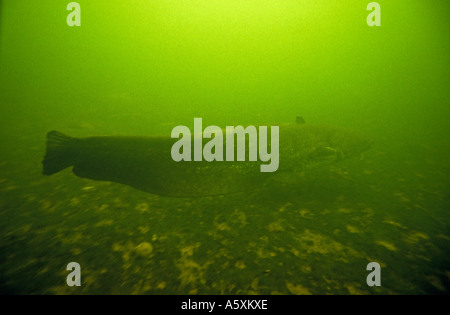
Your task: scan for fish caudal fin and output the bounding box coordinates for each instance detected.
[42,131,76,175]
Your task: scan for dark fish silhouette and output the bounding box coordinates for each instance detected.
[42,122,371,197]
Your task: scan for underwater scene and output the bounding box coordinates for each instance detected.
[0,1,449,295]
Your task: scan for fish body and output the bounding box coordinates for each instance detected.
[42,123,371,197]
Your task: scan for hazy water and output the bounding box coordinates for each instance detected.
[0,0,449,294]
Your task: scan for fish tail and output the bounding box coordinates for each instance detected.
[42,131,76,175]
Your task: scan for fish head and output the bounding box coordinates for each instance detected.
[279,123,372,171]
[324,126,373,160]
[308,145,344,163]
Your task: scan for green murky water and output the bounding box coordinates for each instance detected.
[0,1,449,294]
